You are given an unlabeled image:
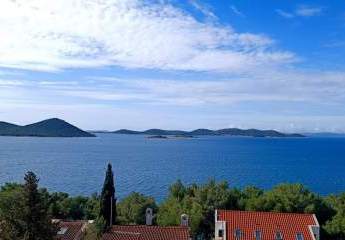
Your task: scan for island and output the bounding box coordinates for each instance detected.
[147,135,168,139]
[173,135,194,138]
[109,128,304,138]
[0,118,95,137]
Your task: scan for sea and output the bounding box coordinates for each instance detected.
[0,133,344,201]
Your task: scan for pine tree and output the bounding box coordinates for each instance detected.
[23,171,57,240]
[99,163,117,229]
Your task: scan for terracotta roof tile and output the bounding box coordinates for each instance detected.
[55,220,87,240]
[217,210,318,240]
[102,231,141,240]
[102,225,190,240]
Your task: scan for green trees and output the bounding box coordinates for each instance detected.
[83,222,103,240]
[157,180,339,239]
[48,192,99,220]
[158,179,233,238]
[0,183,25,240]
[239,183,335,225]
[323,194,345,239]
[2,172,345,240]
[158,193,204,235]
[0,172,57,240]
[117,192,157,225]
[22,171,57,240]
[99,163,117,229]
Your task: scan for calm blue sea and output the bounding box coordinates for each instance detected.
[0,134,344,201]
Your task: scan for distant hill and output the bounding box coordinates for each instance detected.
[0,118,95,137]
[190,129,215,135]
[142,129,187,135]
[304,132,345,138]
[115,129,141,134]
[111,128,304,138]
[0,122,19,134]
[215,128,302,137]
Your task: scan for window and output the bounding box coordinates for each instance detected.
[57,227,68,235]
[296,233,304,240]
[275,231,283,240]
[255,230,262,240]
[235,229,242,239]
[218,229,224,238]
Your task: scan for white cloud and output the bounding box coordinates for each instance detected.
[0,79,27,86]
[0,0,342,132]
[230,5,245,18]
[276,5,324,18]
[0,0,294,73]
[2,68,345,131]
[6,68,343,107]
[275,9,294,19]
[189,0,217,20]
[2,100,345,132]
[295,5,323,17]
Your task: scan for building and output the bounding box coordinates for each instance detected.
[54,209,190,240]
[55,220,89,240]
[101,208,190,240]
[215,210,320,240]
[102,225,190,240]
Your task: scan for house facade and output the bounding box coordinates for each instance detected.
[215,210,320,240]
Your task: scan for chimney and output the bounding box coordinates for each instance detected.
[181,214,189,227]
[146,208,153,226]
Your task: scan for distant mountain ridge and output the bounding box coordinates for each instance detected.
[0,118,95,137]
[111,128,304,138]
[304,132,345,138]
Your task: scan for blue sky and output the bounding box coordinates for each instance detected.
[1,0,345,132]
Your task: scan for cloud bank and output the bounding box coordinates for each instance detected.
[0,0,344,132]
[0,0,293,72]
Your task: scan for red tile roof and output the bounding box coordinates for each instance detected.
[55,220,87,240]
[102,225,190,240]
[102,231,141,240]
[217,210,319,240]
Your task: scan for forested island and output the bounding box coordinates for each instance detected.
[0,118,94,137]
[1,168,345,240]
[110,128,304,138]
[0,119,304,138]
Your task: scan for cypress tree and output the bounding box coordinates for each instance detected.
[99,163,117,229]
[23,171,57,240]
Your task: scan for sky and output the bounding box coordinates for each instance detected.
[1,0,345,132]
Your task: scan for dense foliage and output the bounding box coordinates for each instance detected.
[117,192,157,225]
[2,176,345,239]
[0,172,57,240]
[157,181,336,239]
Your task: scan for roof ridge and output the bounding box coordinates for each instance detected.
[218,209,315,216]
[111,230,141,235]
[53,219,88,223]
[113,225,188,228]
